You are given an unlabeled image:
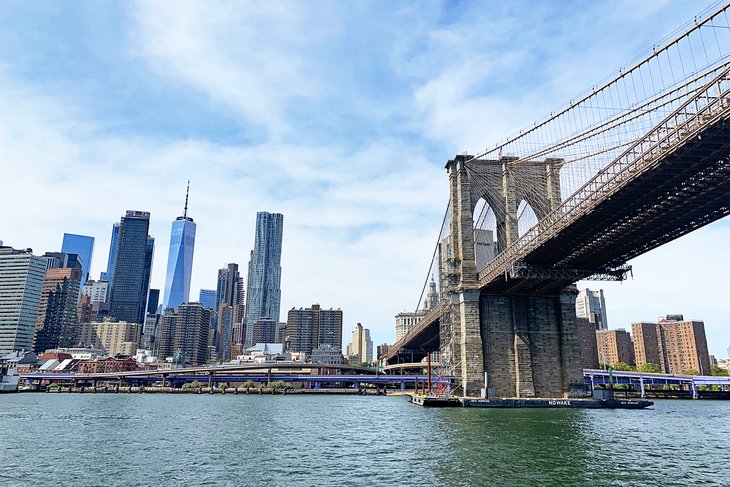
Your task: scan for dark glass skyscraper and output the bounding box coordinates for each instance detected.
[147,288,160,315]
[104,222,120,285]
[34,260,83,353]
[215,263,244,359]
[108,211,154,324]
[61,233,94,284]
[162,183,196,311]
[244,211,283,346]
[140,237,155,322]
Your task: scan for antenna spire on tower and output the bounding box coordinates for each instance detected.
[184,180,190,218]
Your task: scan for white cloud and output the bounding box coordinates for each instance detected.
[0,65,445,350]
[0,0,726,356]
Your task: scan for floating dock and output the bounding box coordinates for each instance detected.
[410,394,653,409]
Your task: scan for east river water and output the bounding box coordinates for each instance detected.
[1,394,728,486]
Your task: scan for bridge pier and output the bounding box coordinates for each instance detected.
[480,290,584,398]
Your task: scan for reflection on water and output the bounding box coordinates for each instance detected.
[0,395,727,486]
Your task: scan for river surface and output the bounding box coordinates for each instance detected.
[0,394,728,486]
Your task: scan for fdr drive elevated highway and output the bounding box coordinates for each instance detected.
[19,362,449,392]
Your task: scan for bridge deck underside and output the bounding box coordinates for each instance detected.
[385,316,439,364]
[483,117,730,294]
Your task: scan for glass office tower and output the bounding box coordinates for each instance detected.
[104,223,120,286]
[0,246,46,354]
[244,211,283,346]
[108,211,153,324]
[61,233,94,284]
[199,289,216,310]
[162,184,196,311]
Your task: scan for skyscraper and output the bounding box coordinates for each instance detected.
[576,288,608,330]
[251,318,277,344]
[656,315,711,375]
[147,289,160,315]
[215,263,244,359]
[157,302,211,365]
[61,233,95,284]
[104,222,120,286]
[244,211,283,346]
[199,289,216,310]
[108,211,154,324]
[347,323,373,364]
[287,304,343,355]
[142,237,155,320]
[34,261,83,353]
[0,246,46,354]
[632,322,662,369]
[577,317,599,369]
[162,182,197,311]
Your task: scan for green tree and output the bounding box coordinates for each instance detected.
[682,369,700,376]
[637,363,661,373]
[711,365,729,376]
[181,380,201,390]
[611,362,636,371]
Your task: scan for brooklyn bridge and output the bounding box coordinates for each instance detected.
[386,4,730,398]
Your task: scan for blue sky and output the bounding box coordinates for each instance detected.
[0,0,727,357]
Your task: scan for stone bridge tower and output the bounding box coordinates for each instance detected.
[443,154,584,398]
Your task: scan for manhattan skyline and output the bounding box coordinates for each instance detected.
[0,1,728,356]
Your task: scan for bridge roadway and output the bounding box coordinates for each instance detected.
[478,91,730,295]
[381,362,441,374]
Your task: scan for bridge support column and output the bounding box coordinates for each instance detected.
[480,288,584,399]
[454,290,485,397]
[445,155,485,397]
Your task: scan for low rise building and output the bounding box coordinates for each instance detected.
[133,349,157,365]
[76,357,138,374]
[45,347,103,361]
[235,343,285,364]
[311,344,343,365]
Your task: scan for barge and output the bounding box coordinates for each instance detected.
[410,394,653,409]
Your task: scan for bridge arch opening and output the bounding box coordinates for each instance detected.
[517,200,539,238]
[473,198,498,272]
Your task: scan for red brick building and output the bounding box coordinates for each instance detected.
[76,357,138,374]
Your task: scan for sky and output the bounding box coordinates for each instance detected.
[0,0,727,358]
